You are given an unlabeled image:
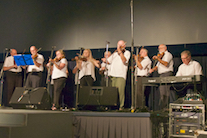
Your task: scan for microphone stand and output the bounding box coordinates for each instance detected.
[193,75,198,93]
[132,47,139,110]
[75,48,84,109]
[17,87,39,109]
[0,49,10,107]
[105,42,110,87]
[46,46,55,94]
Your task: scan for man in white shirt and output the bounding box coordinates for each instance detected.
[103,40,131,110]
[176,50,202,76]
[100,51,112,86]
[133,48,152,110]
[149,44,174,109]
[3,49,23,106]
[25,46,44,88]
[176,50,203,96]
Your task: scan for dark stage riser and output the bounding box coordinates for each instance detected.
[73,112,152,138]
[0,109,152,138]
[0,109,73,138]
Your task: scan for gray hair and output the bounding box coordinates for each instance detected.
[104,51,111,55]
[181,50,191,57]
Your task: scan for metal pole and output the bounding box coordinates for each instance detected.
[105,42,109,87]
[75,48,84,109]
[134,47,139,109]
[130,0,135,111]
[46,46,55,94]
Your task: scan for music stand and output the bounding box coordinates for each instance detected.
[13,54,34,66]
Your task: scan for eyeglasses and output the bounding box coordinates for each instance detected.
[181,56,189,60]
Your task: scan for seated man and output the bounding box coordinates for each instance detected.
[176,50,203,97]
[176,50,202,76]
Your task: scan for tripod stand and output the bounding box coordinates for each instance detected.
[0,49,10,107]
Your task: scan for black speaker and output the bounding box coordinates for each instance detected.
[9,87,51,109]
[78,86,118,106]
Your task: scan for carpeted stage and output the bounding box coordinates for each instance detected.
[0,108,153,138]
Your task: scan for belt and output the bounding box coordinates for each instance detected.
[137,76,146,77]
[28,71,42,73]
[160,71,173,75]
[9,71,22,74]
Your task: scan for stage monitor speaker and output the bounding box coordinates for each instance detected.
[78,86,118,106]
[9,87,51,109]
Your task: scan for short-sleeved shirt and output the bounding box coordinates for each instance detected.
[78,60,95,81]
[157,50,173,74]
[4,56,22,72]
[52,58,68,79]
[176,60,202,76]
[136,56,152,76]
[100,62,111,76]
[107,50,131,80]
[27,54,44,72]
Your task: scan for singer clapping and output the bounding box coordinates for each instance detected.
[47,50,68,110]
[25,46,44,88]
[74,49,100,86]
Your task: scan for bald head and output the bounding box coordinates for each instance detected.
[158,44,167,53]
[10,49,17,56]
[30,46,37,55]
[117,40,126,48]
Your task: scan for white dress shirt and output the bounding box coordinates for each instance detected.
[107,50,131,80]
[27,54,44,72]
[176,60,202,76]
[136,56,152,76]
[157,50,173,74]
[52,58,68,79]
[100,62,111,76]
[78,60,96,81]
[4,56,22,72]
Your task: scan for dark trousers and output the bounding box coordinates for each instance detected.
[134,76,150,109]
[25,72,42,88]
[100,75,112,87]
[159,71,173,109]
[5,71,22,106]
[80,75,93,86]
[135,76,144,109]
[53,77,66,108]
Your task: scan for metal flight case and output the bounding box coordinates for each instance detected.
[169,103,205,138]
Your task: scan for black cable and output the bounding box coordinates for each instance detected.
[172,83,189,92]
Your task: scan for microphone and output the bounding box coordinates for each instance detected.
[17,95,23,102]
[17,89,30,102]
[5,48,11,51]
[106,41,110,44]
[79,47,84,50]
